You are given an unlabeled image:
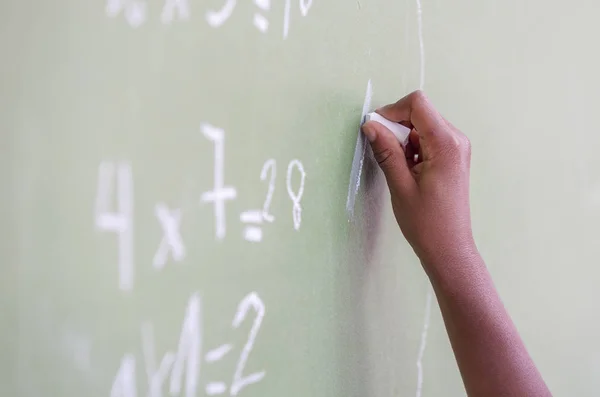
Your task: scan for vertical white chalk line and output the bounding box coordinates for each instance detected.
[415,1,432,396]
[416,0,425,90]
[416,289,432,397]
[283,0,291,38]
[354,79,373,194]
[345,79,373,218]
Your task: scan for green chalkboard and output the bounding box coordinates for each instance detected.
[4,0,600,396]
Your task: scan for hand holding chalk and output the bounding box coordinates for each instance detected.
[361,91,475,267]
[365,112,411,147]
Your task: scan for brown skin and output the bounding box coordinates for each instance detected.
[362,91,551,397]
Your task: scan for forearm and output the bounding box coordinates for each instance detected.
[424,251,551,397]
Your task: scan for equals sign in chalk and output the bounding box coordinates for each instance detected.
[240,210,263,242]
[365,112,411,147]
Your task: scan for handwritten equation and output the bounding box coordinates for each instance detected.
[105,0,314,38]
[111,292,266,397]
[94,122,306,291]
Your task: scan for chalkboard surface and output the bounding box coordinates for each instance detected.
[3,0,600,396]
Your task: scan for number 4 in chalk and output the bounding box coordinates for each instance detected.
[94,161,134,291]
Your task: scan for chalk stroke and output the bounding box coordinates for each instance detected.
[416,0,425,89]
[416,288,432,397]
[299,0,313,16]
[206,0,237,27]
[414,2,431,395]
[161,0,190,24]
[260,159,276,222]
[240,210,264,242]
[252,0,270,32]
[110,354,137,397]
[286,160,306,230]
[205,344,233,363]
[230,292,266,395]
[346,79,373,219]
[169,294,202,397]
[153,203,185,269]
[106,0,147,28]
[141,323,176,397]
[201,123,237,240]
[206,382,227,395]
[243,226,263,242]
[240,210,263,224]
[95,161,134,291]
[253,14,269,32]
[283,0,291,38]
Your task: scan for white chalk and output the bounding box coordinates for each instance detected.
[366,112,411,147]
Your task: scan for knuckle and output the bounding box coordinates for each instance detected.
[409,90,428,108]
[411,89,427,102]
[438,132,471,160]
[461,134,472,156]
[448,134,462,150]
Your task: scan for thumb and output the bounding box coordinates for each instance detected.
[362,120,415,193]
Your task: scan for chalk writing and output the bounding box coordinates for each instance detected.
[141,323,176,397]
[105,0,314,37]
[111,354,137,397]
[161,0,190,24]
[201,123,237,240]
[111,292,265,396]
[286,159,305,230]
[260,159,276,223]
[95,161,134,291]
[106,0,147,28]
[206,0,236,28]
[240,210,264,242]
[230,292,266,396]
[153,203,185,269]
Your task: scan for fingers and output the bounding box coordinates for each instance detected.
[376,90,452,142]
[362,120,416,195]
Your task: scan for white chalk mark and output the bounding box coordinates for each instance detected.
[253,14,269,32]
[201,123,237,240]
[402,0,410,90]
[153,203,185,269]
[416,0,425,89]
[110,354,137,397]
[206,0,237,27]
[413,3,430,395]
[286,160,306,230]
[206,382,227,395]
[95,161,134,291]
[205,344,233,363]
[169,293,202,397]
[345,79,373,219]
[283,0,291,38]
[106,0,124,15]
[141,323,176,397]
[243,227,263,242]
[106,0,147,28]
[260,159,276,222]
[254,0,270,9]
[299,0,313,16]
[161,0,190,23]
[230,292,266,396]
[240,211,263,224]
[415,288,433,397]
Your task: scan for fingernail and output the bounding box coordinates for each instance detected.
[363,124,377,142]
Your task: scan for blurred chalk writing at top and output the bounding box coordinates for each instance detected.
[105,0,314,38]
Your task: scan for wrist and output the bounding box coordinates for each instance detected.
[418,241,483,287]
